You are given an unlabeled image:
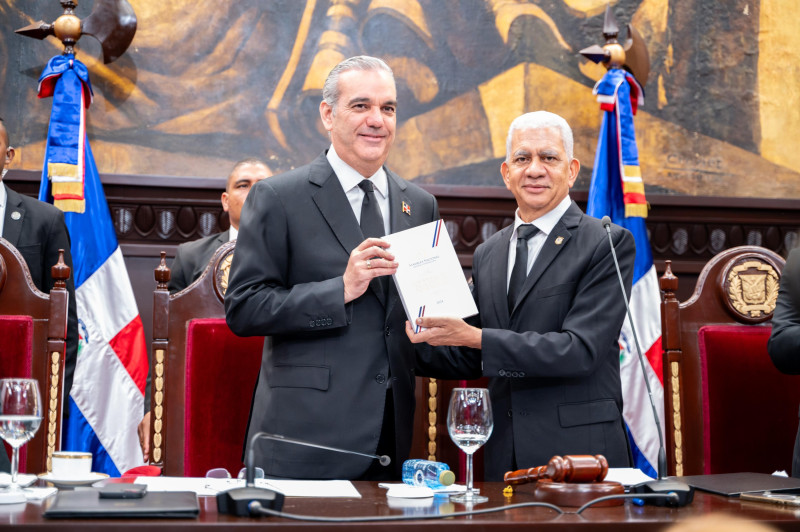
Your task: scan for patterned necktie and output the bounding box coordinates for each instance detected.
[508,224,539,312]
[358,180,385,239]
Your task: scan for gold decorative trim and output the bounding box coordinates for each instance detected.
[153,348,165,463]
[217,252,234,296]
[670,361,683,476]
[427,378,437,460]
[726,260,780,318]
[46,350,61,472]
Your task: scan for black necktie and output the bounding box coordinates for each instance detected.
[358,180,388,298]
[508,224,538,312]
[358,180,385,239]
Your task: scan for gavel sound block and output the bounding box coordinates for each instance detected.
[504,455,624,507]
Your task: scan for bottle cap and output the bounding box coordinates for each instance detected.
[439,469,455,486]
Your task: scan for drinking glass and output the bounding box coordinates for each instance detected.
[0,379,42,504]
[447,388,493,503]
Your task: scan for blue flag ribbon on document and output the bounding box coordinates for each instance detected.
[586,67,664,478]
[38,54,148,476]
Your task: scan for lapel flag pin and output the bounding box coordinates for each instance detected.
[11,211,21,220]
[555,236,564,245]
[402,201,411,215]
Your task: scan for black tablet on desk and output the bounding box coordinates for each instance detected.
[43,488,199,518]
[678,473,800,497]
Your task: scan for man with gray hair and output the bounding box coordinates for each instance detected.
[407,111,636,480]
[225,56,441,480]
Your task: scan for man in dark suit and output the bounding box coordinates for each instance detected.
[168,158,272,293]
[0,118,78,472]
[768,246,800,477]
[225,56,441,480]
[407,111,636,480]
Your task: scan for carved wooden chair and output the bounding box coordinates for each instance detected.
[660,245,800,476]
[0,238,69,474]
[148,241,265,477]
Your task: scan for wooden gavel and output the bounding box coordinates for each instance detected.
[504,454,609,485]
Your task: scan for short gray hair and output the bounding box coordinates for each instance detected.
[322,56,394,115]
[505,111,574,161]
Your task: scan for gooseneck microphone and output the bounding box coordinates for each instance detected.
[600,216,693,507]
[217,432,391,516]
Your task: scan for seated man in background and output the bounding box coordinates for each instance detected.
[136,157,271,462]
[168,158,272,293]
[0,117,78,472]
[768,245,800,477]
[407,111,635,480]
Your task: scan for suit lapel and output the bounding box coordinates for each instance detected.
[2,185,26,247]
[487,225,513,324]
[386,170,412,235]
[310,155,364,257]
[511,202,581,315]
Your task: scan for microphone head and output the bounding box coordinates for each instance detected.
[600,215,612,228]
[379,455,392,467]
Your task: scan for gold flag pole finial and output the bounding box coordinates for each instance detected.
[579,5,649,86]
[15,0,137,64]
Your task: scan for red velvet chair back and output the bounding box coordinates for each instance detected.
[149,241,266,477]
[697,325,800,474]
[0,238,69,473]
[660,245,796,476]
[183,319,262,477]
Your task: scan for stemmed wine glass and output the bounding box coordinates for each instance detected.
[0,379,42,504]
[447,388,493,504]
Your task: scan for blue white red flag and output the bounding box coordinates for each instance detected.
[586,68,664,478]
[37,55,148,476]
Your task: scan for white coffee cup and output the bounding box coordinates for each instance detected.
[51,451,92,478]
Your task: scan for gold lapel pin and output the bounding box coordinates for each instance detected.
[555,236,564,245]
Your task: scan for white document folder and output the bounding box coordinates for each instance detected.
[383,219,478,331]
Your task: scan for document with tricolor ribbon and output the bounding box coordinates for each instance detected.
[383,219,478,332]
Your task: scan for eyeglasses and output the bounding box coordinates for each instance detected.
[205,467,265,479]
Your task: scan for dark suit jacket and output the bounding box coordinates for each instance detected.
[768,247,800,477]
[168,230,229,293]
[424,202,636,480]
[1,184,78,471]
[225,153,440,479]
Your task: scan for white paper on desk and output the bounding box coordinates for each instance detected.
[383,219,477,331]
[135,476,361,498]
[605,468,655,486]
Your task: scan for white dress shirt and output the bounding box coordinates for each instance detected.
[506,195,573,290]
[0,183,7,238]
[327,145,390,235]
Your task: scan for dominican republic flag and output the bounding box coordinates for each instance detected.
[37,55,148,476]
[586,68,664,478]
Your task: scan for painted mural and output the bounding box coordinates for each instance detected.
[1,0,798,198]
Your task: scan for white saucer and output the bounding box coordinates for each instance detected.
[38,472,109,487]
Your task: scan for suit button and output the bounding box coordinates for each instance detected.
[327,318,333,325]
[498,369,506,377]
[511,371,519,378]
[519,371,526,377]
[385,327,391,337]
[309,320,315,328]
[375,374,386,384]
[507,409,513,418]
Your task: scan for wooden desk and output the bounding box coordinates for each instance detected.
[2,482,800,531]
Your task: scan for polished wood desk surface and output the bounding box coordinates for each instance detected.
[2,482,800,531]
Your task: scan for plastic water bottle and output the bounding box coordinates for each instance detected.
[402,459,455,489]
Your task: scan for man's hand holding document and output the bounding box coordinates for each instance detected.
[383,219,477,332]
